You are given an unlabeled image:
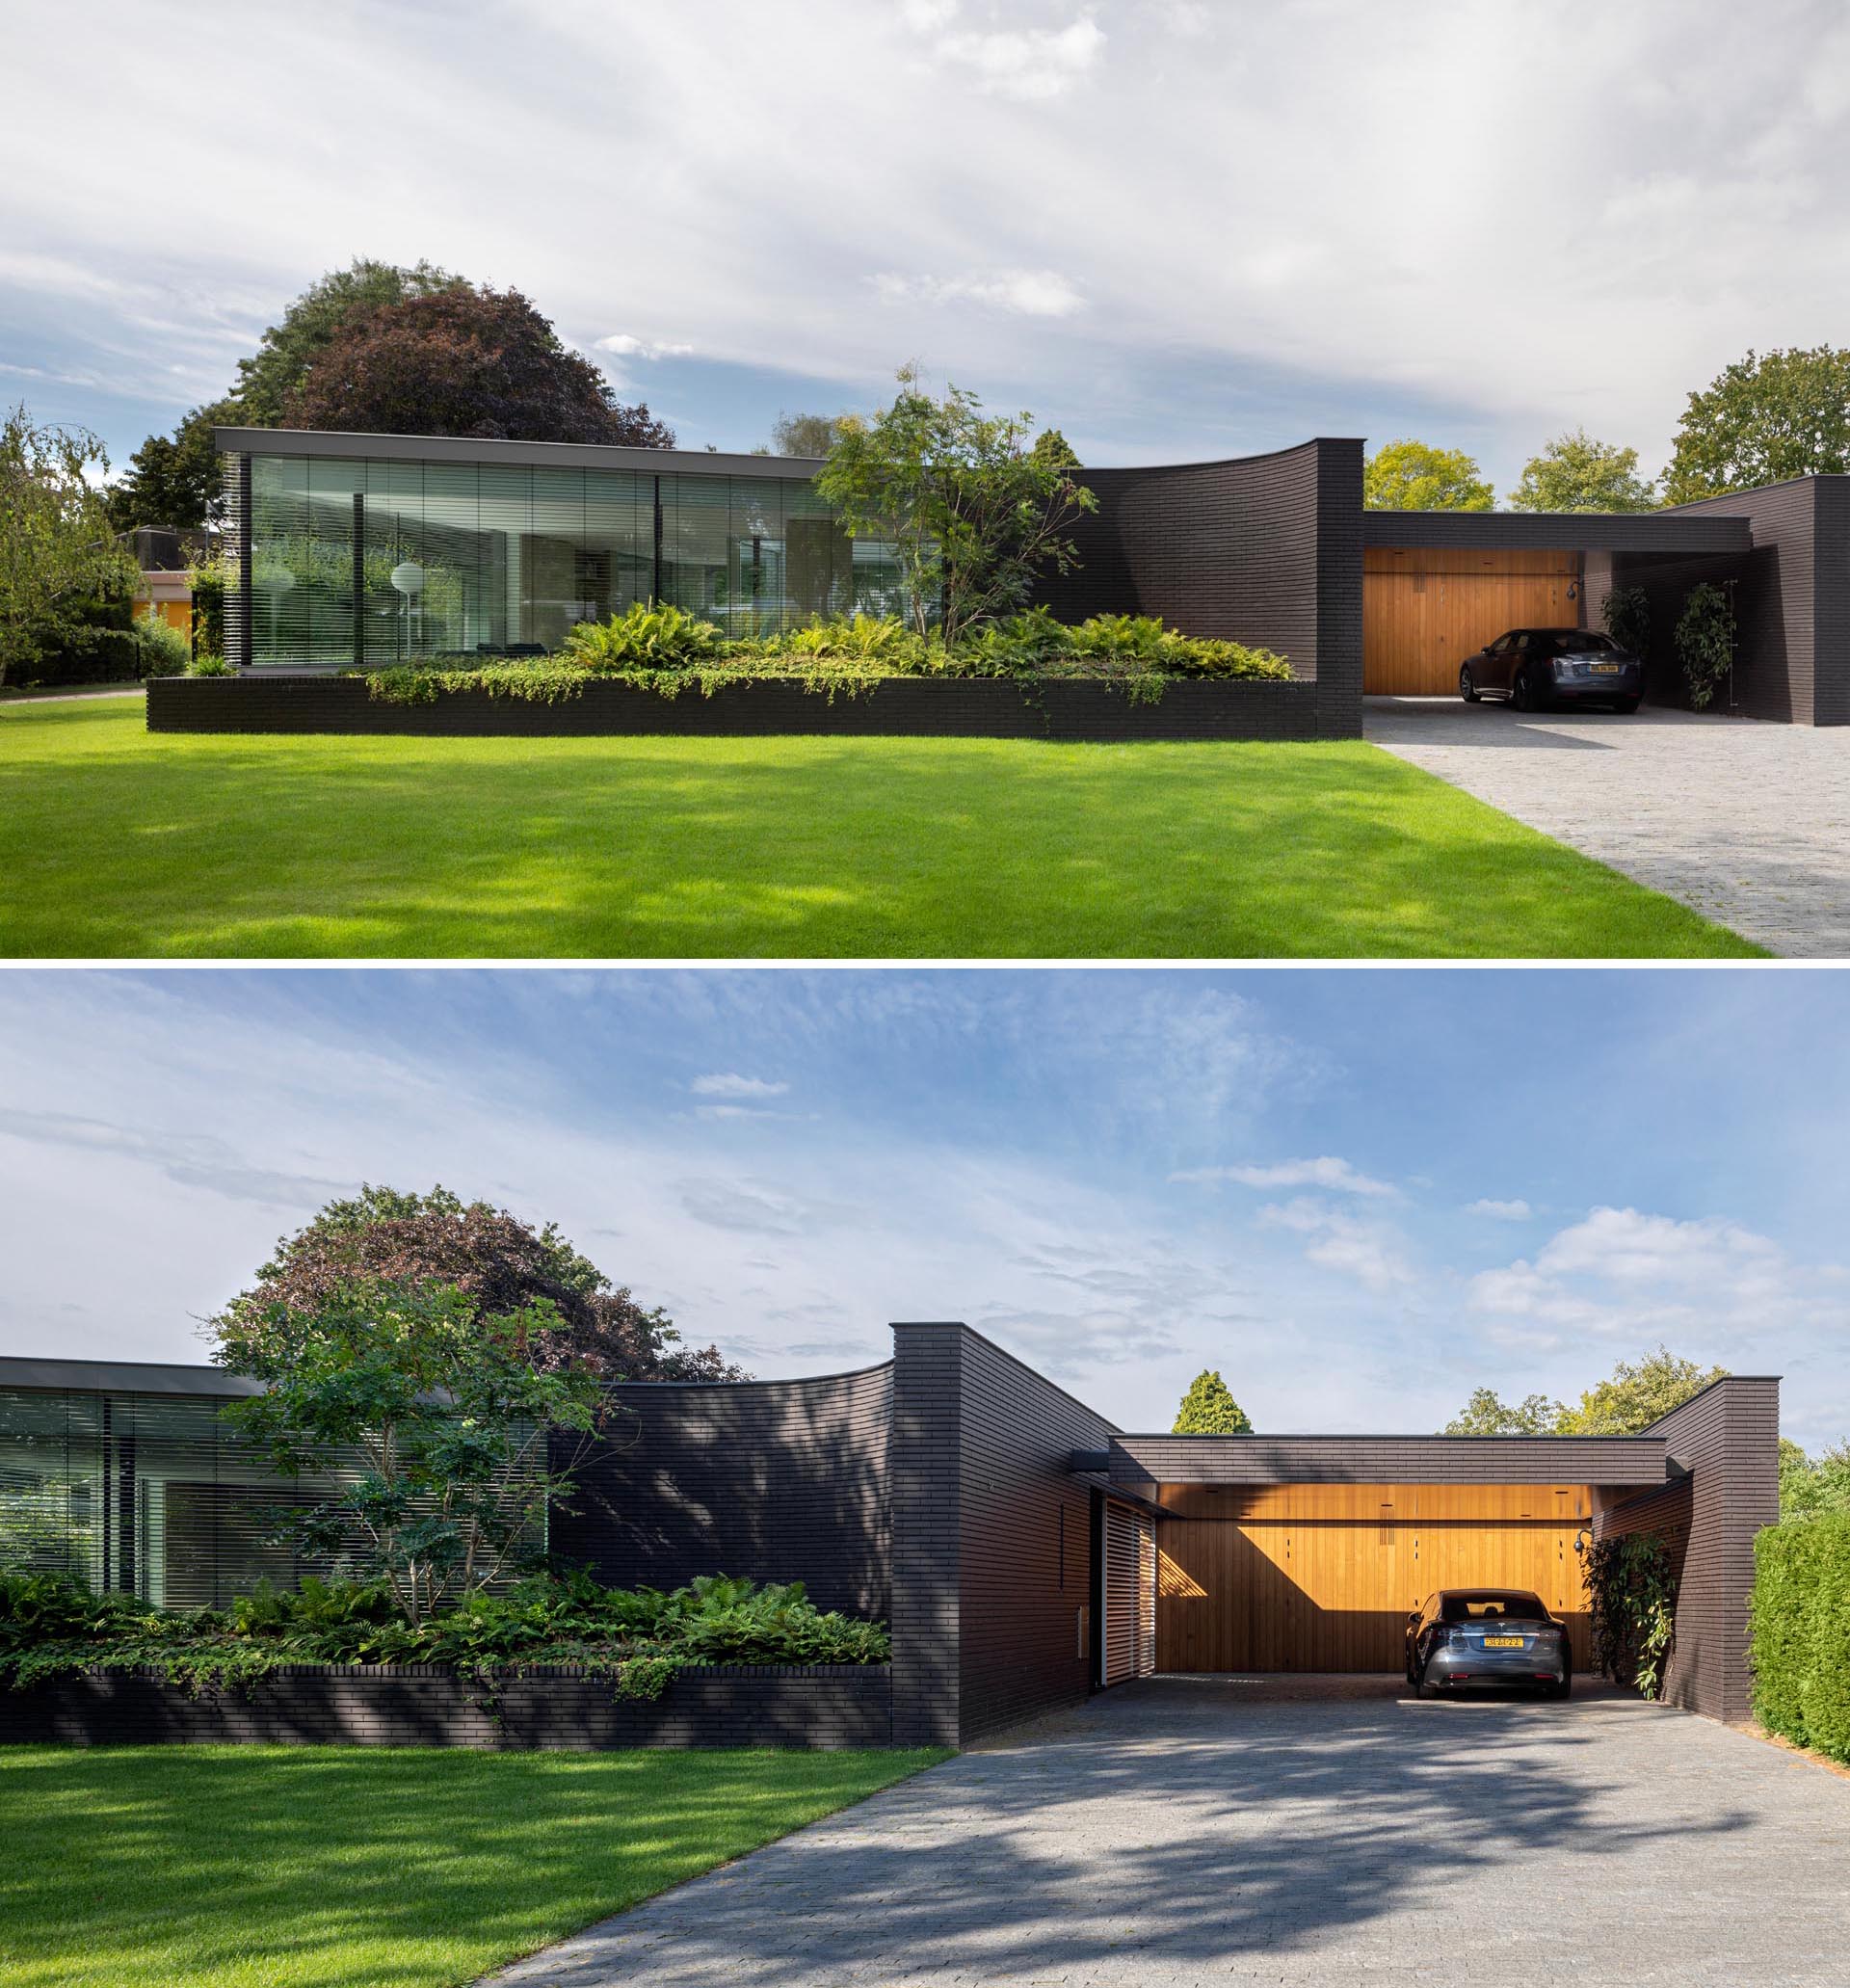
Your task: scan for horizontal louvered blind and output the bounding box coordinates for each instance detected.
[1103,1501,1156,1684]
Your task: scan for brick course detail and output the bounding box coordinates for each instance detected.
[0,1663,893,1750]
[146,675,1327,741]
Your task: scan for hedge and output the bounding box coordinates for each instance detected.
[1750,1512,1850,1760]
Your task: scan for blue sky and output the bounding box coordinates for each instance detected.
[5,2,1849,496]
[0,968,1843,1449]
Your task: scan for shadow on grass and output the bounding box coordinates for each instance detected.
[0,704,1761,958]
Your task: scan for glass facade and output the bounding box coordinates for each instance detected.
[0,1385,543,1611]
[234,449,910,668]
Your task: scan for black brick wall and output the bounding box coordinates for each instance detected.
[1595,1377,1780,1722]
[0,1663,892,1749]
[553,1366,891,1618]
[888,1323,1118,1747]
[146,675,1323,742]
[1584,479,1846,725]
[1030,439,1364,739]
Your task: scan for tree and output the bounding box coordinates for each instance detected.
[1663,346,1850,504]
[210,1183,746,1386]
[1511,430,1657,514]
[1556,1347,1728,1435]
[1362,438,1493,511]
[222,1276,600,1623]
[0,406,142,688]
[814,363,1097,643]
[768,411,849,458]
[1780,1438,1850,1520]
[104,398,240,534]
[1441,1387,1567,1436]
[234,258,467,426]
[1173,1370,1253,1435]
[283,286,674,447]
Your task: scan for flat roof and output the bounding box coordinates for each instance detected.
[1363,509,1753,552]
[214,425,825,481]
[1091,1431,1671,1488]
[0,1355,263,1398]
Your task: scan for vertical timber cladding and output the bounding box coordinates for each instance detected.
[1363,548,1584,695]
[1101,1500,1157,1684]
[1155,1483,1595,1673]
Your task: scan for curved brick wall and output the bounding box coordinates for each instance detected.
[552,1365,892,1618]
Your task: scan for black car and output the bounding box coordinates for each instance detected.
[1460,627,1643,713]
[1405,1588,1572,1699]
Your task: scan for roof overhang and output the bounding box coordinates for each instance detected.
[1076,1433,1669,1492]
[0,1356,263,1398]
[213,425,825,482]
[1362,510,1753,553]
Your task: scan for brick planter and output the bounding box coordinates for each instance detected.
[0,1662,893,1750]
[146,673,1325,740]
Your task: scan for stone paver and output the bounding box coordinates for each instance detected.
[1364,696,1850,956]
[483,1675,1850,1988]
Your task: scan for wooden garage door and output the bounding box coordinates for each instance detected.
[1102,1500,1157,1684]
[1154,1483,1592,1673]
[1365,548,1584,694]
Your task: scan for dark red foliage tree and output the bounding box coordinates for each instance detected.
[210,1184,744,1385]
[280,288,675,447]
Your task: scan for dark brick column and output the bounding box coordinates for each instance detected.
[1313,437,1364,738]
[887,1323,966,1746]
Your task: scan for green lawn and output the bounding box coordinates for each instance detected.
[0,698,1758,957]
[0,1743,945,1988]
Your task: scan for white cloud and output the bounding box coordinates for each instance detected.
[872,270,1086,318]
[1467,1198,1533,1221]
[691,1074,790,1099]
[595,333,695,359]
[900,0,959,28]
[1172,1156,1397,1198]
[914,14,1106,101]
[1467,1205,1838,1354]
[1258,1198,1416,1294]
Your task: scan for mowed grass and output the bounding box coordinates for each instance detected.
[0,698,1758,957]
[0,1743,946,1988]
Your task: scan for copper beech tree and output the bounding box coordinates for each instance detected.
[209,1184,746,1388]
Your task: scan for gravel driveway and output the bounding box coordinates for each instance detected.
[485,1675,1850,1987]
[1365,697,1850,957]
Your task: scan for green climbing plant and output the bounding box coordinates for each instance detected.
[1579,1531,1678,1698]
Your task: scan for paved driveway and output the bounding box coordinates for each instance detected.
[486,1676,1850,1987]
[1365,697,1850,957]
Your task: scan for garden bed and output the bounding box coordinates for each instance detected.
[147,672,1327,740]
[0,1659,893,1749]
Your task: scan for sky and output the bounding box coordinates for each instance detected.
[0,967,1843,1449]
[5,2,1850,498]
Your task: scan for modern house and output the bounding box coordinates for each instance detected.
[0,1327,1779,1742]
[214,425,1849,730]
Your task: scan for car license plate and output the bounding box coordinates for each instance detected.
[1484,1635,1525,1648]
[1592,663,1620,674]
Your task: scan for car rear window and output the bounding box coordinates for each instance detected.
[1546,631,1617,653]
[1440,1594,1546,1622]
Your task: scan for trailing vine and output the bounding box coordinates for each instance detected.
[1579,1532,1678,1698]
[1675,581,1735,710]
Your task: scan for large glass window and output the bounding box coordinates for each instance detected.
[242,452,912,665]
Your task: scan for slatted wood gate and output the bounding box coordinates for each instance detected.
[1364,548,1584,695]
[1153,1483,1594,1673]
[1101,1500,1156,1685]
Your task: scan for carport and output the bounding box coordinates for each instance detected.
[1073,1378,1780,1722]
[1361,510,1753,697]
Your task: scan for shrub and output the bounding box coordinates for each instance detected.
[188,560,228,658]
[561,601,726,671]
[0,1568,890,1701]
[189,652,234,676]
[1753,1512,1850,1760]
[1601,584,1651,657]
[1580,1531,1678,1697]
[759,613,930,670]
[1675,581,1735,709]
[133,615,192,678]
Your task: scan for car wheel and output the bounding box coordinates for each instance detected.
[1615,698,1641,715]
[1414,1661,1432,1700]
[1460,664,1480,703]
[1512,668,1539,712]
[1551,1675,1573,1701]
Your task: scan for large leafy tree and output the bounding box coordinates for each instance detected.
[1173,1370,1253,1435]
[815,363,1097,643]
[767,411,850,458]
[1778,1438,1850,1520]
[211,1184,745,1386]
[1362,438,1494,511]
[283,286,674,447]
[1440,1348,1728,1438]
[1662,346,1850,504]
[223,1276,601,1623]
[1511,430,1657,514]
[0,406,142,688]
[1441,1387,1567,1436]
